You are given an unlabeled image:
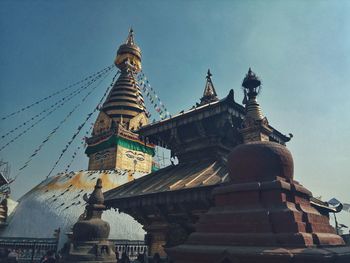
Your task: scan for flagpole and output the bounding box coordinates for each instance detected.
[334,212,339,235]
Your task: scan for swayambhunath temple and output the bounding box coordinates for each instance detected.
[0,1,350,263]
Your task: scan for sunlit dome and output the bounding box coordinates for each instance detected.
[0,169,146,248]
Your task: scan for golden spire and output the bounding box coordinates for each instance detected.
[101,29,147,127]
[114,28,142,72]
[126,27,135,45]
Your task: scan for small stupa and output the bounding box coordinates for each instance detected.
[61,179,116,263]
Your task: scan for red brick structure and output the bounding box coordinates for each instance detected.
[167,131,350,263]
[167,69,350,262]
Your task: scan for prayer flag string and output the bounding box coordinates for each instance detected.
[46,72,119,178]
[1,67,113,140]
[137,71,171,120]
[1,65,114,121]
[63,123,94,173]
[15,69,116,176]
[0,69,112,152]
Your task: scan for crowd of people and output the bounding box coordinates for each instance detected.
[0,249,168,263]
[0,249,59,263]
[0,248,20,263]
[116,252,163,263]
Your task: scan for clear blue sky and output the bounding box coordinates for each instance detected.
[0,0,349,227]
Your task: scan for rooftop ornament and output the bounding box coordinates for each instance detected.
[115,28,142,72]
[240,68,271,142]
[242,67,261,99]
[199,69,219,105]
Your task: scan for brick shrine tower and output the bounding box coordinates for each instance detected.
[167,69,350,263]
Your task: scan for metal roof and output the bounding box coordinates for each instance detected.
[104,158,229,202]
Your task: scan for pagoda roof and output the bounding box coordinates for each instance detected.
[104,158,228,206]
[103,90,290,208]
[137,90,290,145]
[138,90,242,134]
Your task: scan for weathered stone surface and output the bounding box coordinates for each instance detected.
[228,141,294,182]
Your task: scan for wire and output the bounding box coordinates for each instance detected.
[46,72,119,178]
[1,68,113,140]
[63,131,89,174]
[0,69,112,152]
[1,64,114,121]
[15,69,116,176]
[137,71,170,120]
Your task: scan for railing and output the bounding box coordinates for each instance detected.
[111,239,148,260]
[0,237,147,262]
[0,237,58,263]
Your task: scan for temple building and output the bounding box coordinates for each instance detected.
[103,68,291,256]
[104,65,347,259]
[0,29,154,249]
[0,28,348,262]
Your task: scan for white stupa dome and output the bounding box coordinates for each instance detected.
[0,169,146,248]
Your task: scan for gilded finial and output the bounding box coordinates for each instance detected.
[206,69,212,80]
[242,67,261,97]
[248,67,252,76]
[200,69,218,105]
[115,28,142,72]
[240,68,271,142]
[241,68,265,122]
[126,27,135,45]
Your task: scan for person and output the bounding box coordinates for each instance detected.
[119,252,130,263]
[7,249,18,263]
[152,253,161,263]
[42,250,56,263]
[0,248,7,263]
[133,254,144,263]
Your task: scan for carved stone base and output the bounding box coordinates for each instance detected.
[62,240,116,263]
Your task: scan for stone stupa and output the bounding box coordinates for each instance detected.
[61,178,116,263]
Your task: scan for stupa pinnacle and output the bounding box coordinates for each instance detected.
[240,68,272,143]
[101,28,147,128]
[242,67,265,121]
